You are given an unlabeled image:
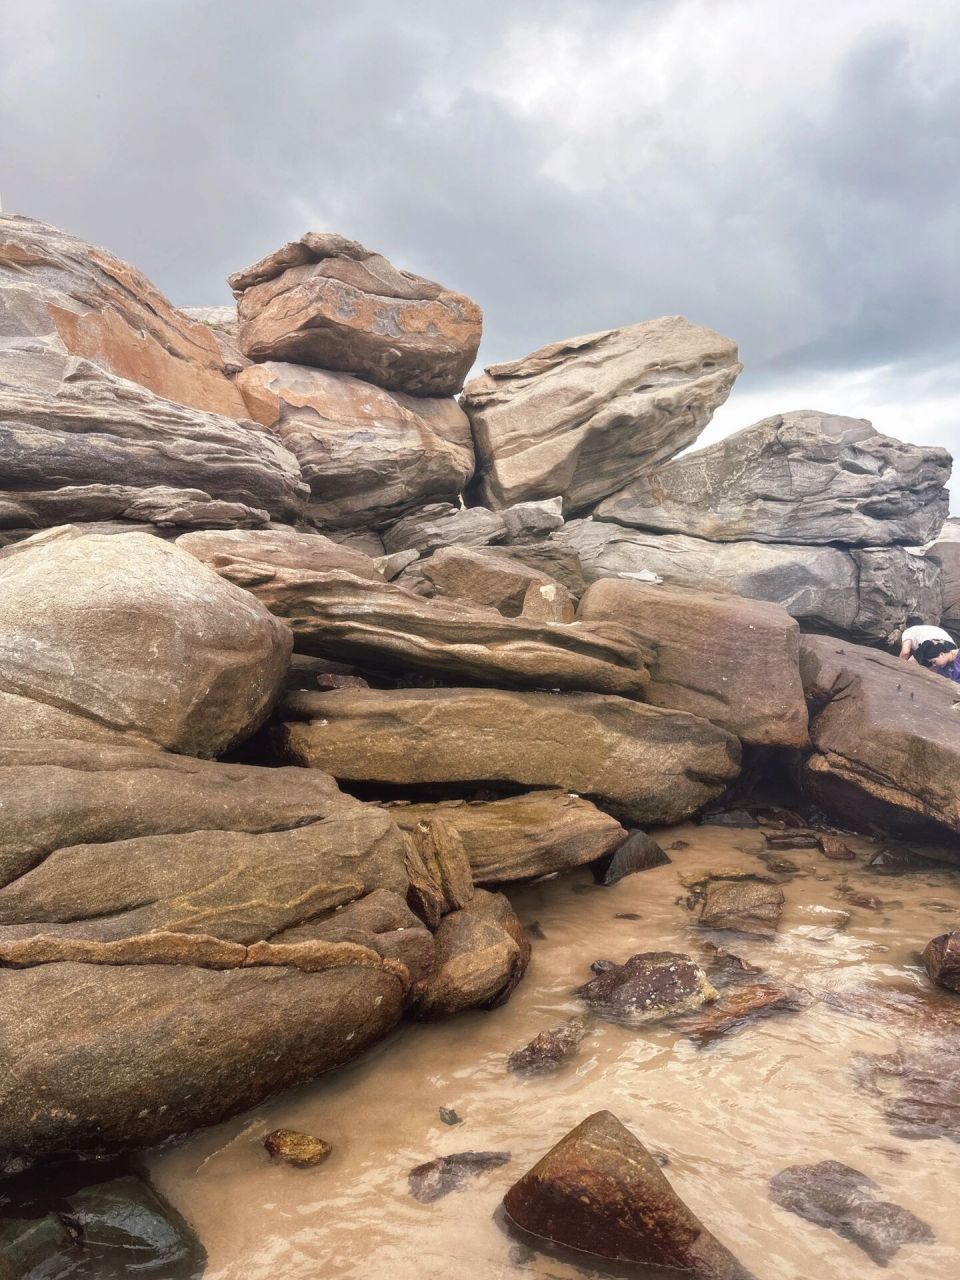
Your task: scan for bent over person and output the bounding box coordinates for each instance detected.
[900,619,956,660]
[915,638,960,682]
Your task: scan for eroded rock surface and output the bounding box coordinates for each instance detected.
[462,316,740,511]
[924,517,960,634]
[382,502,506,555]
[230,232,482,396]
[922,932,960,993]
[508,1018,586,1073]
[576,952,717,1026]
[697,880,785,937]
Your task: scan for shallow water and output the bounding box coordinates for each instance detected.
[148,824,960,1279]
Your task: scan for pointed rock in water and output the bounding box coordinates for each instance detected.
[769,1160,934,1266]
[921,931,960,993]
[438,1107,463,1126]
[62,1174,206,1277]
[502,1110,755,1278]
[408,1151,511,1203]
[591,830,670,885]
[576,952,717,1027]
[507,1018,586,1074]
[264,1129,332,1168]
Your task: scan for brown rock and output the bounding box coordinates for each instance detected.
[592,830,670,885]
[698,880,785,937]
[402,817,474,922]
[177,525,382,580]
[502,1110,755,1278]
[921,931,960,993]
[577,578,809,747]
[0,528,291,756]
[819,834,857,860]
[235,362,474,529]
[462,316,740,512]
[264,1129,333,1168]
[408,1151,510,1203]
[576,952,717,1026]
[230,232,482,396]
[417,890,530,1017]
[388,792,626,885]
[507,1018,586,1073]
[281,687,741,827]
[382,502,507,556]
[677,983,810,1040]
[412,545,575,620]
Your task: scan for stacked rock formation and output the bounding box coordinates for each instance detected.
[0,210,957,1179]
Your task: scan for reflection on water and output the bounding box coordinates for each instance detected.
[148,824,960,1279]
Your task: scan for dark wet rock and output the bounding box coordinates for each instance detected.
[820,835,857,860]
[700,945,765,988]
[700,809,760,828]
[759,855,801,875]
[264,1128,332,1168]
[921,932,960,993]
[768,1159,934,1266]
[417,890,531,1017]
[867,844,941,874]
[0,1213,77,1279]
[508,1018,586,1074]
[502,1110,755,1278]
[677,983,811,1041]
[576,952,717,1027]
[591,830,671,885]
[698,880,785,937]
[408,1151,511,1203]
[668,839,690,850]
[62,1175,206,1277]
[590,959,617,973]
[837,885,885,911]
[764,830,820,850]
[438,1107,463,1126]
[856,1038,960,1145]
[523,921,547,941]
[614,912,643,921]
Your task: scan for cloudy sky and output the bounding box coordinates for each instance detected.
[3,0,958,505]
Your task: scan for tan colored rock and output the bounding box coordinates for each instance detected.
[382,502,506,555]
[418,890,530,1016]
[179,305,248,375]
[413,544,575,619]
[924,517,960,633]
[230,232,482,396]
[235,362,474,528]
[176,525,382,580]
[0,214,245,416]
[462,316,740,511]
[389,792,626,884]
[577,578,808,746]
[0,529,291,755]
[281,687,741,826]
[698,879,785,937]
[402,817,475,927]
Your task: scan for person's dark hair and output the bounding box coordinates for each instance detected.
[905,614,926,627]
[916,638,954,666]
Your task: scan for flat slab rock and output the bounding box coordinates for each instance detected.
[230,231,482,397]
[281,686,741,828]
[676,982,811,1041]
[502,1110,755,1278]
[576,952,717,1027]
[769,1159,934,1265]
[462,315,740,512]
[697,879,785,937]
[596,410,950,547]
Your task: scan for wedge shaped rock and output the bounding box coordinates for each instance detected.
[502,1110,755,1278]
[281,687,741,826]
[230,232,482,396]
[0,528,291,755]
[236,362,474,528]
[597,411,951,546]
[462,316,740,512]
[578,578,808,746]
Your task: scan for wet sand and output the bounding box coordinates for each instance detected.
[148,823,960,1279]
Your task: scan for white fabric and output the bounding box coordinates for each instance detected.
[902,624,956,648]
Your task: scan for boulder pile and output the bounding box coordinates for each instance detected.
[0,210,957,1194]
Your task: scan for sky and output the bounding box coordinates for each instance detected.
[2,0,958,507]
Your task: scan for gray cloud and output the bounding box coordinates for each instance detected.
[2,0,958,501]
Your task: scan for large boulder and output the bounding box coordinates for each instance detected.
[191,553,653,697]
[388,791,627,884]
[0,352,307,531]
[176,525,384,581]
[0,528,291,756]
[0,214,245,417]
[461,316,740,512]
[800,634,960,850]
[235,362,474,529]
[924,517,960,633]
[554,519,941,646]
[596,411,951,546]
[502,1111,755,1278]
[577,578,808,746]
[229,232,482,396]
[280,687,741,826]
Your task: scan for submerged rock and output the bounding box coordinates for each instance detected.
[408,1151,511,1203]
[264,1129,333,1168]
[507,1018,586,1074]
[576,952,717,1027]
[921,932,960,993]
[769,1159,934,1265]
[502,1110,755,1277]
[591,830,670,885]
[857,1041,960,1145]
[677,983,811,1041]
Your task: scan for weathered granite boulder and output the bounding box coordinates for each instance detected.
[382,502,506,555]
[576,952,717,1026]
[197,555,653,696]
[1,214,245,416]
[554,519,942,645]
[417,890,530,1017]
[924,517,960,633]
[229,232,482,396]
[0,351,307,532]
[388,791,626,884]
[280,687,741,826]
[462,316,740,512]
[578,578,808,746]
[800,635,960,849]
[0,528,291,756]
[922,932,960,993]
[502,1111,755,1278]
[406,545,576,620]
[597,411,951,546]
[235,362,474,528]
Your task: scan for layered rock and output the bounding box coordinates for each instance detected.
[382,502,506,555]
[402,545,576,620]
[924,517,960,633]
[597,411,950,546]
[176,525,383,581]
[0,214,245,416]
[388,791,626,884]
[554,519,942,646]
[800,635,960,849]
[235,362,474,528]
[229,232,482,396]
[461,315,740,511]
[0,528,290,756]
[578,578,808,746]
[0,352,307,531]
[280,687,741,826]
[179,304,247,375]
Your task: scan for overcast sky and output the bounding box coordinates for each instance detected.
[3,0,958,508]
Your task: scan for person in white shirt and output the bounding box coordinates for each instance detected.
[900,618,957,660]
